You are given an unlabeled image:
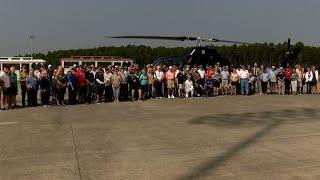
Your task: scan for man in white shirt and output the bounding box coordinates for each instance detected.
[104,68,113,102]
[154,66,164,98]
[0,67,11,110]
[239,65,249,95]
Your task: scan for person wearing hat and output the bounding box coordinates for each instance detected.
[166,66,175,98]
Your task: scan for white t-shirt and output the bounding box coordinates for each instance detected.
[239,69,249,79]
[154,70,164,81]
[0,72,11,88]
[184,79,194,91]
[198,69,205,79]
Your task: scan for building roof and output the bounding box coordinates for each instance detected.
[60,56,134,62]
[0,57,46,64]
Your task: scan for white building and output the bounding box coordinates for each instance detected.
[0,57,46,71]
[60,56,134,68]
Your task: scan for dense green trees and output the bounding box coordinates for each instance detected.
[22,42,320,67]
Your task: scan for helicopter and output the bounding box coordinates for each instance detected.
[108,35,250,67]
[282,38,301,67]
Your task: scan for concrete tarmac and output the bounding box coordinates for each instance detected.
[1,96,320,180]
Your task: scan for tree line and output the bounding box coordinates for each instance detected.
[22,41,320,67]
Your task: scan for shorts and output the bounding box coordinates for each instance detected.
[2,88,9,96]
[8,86,18,95]
[96,86,104,96]
[140,85,147,92]
[205,79,214,86]
[212,80,220,88]
[221,79,229,88]
[167,80,175,89]
[231,81,238,86]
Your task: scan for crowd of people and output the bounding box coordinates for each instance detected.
[0,62,319,111]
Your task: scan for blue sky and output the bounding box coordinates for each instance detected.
[0,0,320,56]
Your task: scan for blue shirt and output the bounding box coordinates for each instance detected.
[27,76,39,90]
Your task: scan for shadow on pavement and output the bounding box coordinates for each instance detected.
[179,108,320,180]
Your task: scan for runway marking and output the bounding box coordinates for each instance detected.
[0,121,18,126]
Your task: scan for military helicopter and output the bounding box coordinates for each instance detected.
[108,35,250,67]
[281,38,301,67]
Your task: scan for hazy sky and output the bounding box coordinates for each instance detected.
[1,0,320,56]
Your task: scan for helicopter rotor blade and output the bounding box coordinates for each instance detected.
[108,36,198,41]
[205,38,251,45]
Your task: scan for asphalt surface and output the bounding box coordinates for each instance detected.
[1,96,320,180]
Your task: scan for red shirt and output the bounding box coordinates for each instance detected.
[76,69,86,87]
[284,68,293,80]
[205,69,214,79]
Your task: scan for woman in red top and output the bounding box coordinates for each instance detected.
[76,68,87,103]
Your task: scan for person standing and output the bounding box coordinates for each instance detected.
[154,66,164,98]
[95,68,105,104]
[269,66,277,94]
[0,67,11,109]
[67,68,78,105]
[39,70,51,106]
[166,66,175,98]
[220,66,230,95]
[111,68,122,102]
[147,69,155,98]
[311,66,318,95]
[305,68,313,94]
[26,70,39,107]
[128,70,140,101]
[277,67,285,95]
[284,66,293,95]
[85,66,95,104]
[239,65,249,96]
[252,63,260,94]
[19,67,29,107]
[261,68,270,95]
[139,69,148,100]
[104,68,113,102]
[212,68,221,96]
[119,67,129,101]
[291,68,298,95]
[295,65,302,95]
[9,67,18,108]
[76,67,87,103]
[55,67,67,106]
[230,68,239,96]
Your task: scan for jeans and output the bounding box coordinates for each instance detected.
[155,81,163,98]
[21,84,27,106]
[56,88,65,104]
[241,79,249,95]
[113,87,120,99]
[41,90,50,105]
[261,81,268,94]
[27,89,37,107]
[285,79,291,94]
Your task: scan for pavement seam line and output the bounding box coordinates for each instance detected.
[68,122,83,180]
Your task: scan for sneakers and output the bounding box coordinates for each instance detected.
[171,95,175,99]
